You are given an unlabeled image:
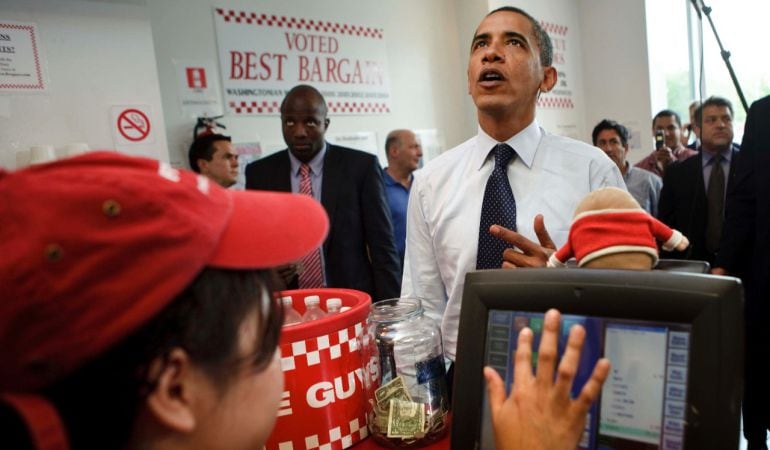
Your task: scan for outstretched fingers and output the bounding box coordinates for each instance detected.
[534,309,561,387]
[484,366,507,416]
[571,358,611,418]
[552,323,586,402]
[513,327,535,389]
[533,214,556,251]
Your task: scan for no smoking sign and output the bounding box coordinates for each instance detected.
[111,105,155,145]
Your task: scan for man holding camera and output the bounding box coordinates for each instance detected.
[635,109,698,178]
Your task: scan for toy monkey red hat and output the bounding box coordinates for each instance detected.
[0,151,329,450]
[547,187,689,269]
[548,209,687,267]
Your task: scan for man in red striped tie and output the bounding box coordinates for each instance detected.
[246,85,401,301]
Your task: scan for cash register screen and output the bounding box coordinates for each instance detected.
[450,268,743,450]
[480,311,691,450]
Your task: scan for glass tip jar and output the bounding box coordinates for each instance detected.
[364,298,449,448]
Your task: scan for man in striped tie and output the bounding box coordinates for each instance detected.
[246,85,401,301]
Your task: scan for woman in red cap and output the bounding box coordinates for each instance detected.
[0,152,329,450]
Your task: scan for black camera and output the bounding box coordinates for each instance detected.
[655,130,665,150]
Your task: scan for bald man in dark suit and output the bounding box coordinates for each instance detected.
[246,85,400,301]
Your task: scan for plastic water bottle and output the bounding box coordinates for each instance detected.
[302,295,327,322]
[282,296,303,326]
[326,298,343,315]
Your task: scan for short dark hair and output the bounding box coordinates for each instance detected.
[592,119,630,147]
[188,134,231,173]
[385,134,400,156]
[694,96,734,125]
[5,268,279,449]
[281,84,328,116]
[652,109,682,129]
[485,6,553,67]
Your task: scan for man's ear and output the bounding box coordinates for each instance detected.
[143,348,202,433]
[540,66,557,93]
[196,159,209,174]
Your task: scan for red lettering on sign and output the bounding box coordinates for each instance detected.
[229,51,286,81]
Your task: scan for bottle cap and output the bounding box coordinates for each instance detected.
[304,295,321,306]
[281,296,293,305]
[326,298,342,309]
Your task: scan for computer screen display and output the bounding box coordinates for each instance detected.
[481,311,691,450]
[452,268,743,450]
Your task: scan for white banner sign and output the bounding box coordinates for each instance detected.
[0,21,47,92]
[213,7,391,116]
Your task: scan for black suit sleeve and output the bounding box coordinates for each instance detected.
[360,155,401,300]
[657,162,692,260]
[715,101,761,274]
[245,161,258,190]
[657,168,677,225]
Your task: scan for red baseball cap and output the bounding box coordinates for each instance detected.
[0,152,328,448]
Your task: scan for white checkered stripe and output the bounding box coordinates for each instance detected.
[540,20,568,36]
[276,416,369,450]
[327,101,390,114]
[281,322,365,372]
[215,9,384,39]
[537,96,575,109]
[229,100,280,114]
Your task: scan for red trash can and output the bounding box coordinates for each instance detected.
[266,288,373,450]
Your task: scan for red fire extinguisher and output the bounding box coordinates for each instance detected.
[193,115,226,140]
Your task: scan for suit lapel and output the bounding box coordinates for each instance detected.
[275,151,292,192]
[321,144,341,250]
[727,148,739,188]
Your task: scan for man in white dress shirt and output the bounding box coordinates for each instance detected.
[401,6,625,371]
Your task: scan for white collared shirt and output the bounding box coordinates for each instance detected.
[401,121,625,359]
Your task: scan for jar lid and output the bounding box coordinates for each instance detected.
[371,298,423,323]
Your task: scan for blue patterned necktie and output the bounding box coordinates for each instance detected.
[476,144,517,269]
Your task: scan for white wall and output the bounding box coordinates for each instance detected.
[0,0,168,169]
[147,0,471,168]
[579,0,654,163]
[0,0,661,170]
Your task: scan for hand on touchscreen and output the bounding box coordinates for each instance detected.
[484,309,611,450]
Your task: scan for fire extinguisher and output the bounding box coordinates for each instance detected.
[193,115,226,140]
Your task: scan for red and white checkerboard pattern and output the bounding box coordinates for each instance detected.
[327,102,390,114]
[275,416,368,450]
[537,96,574,109]
[229,100,280,114]
[281,322,365,372]
[540,20,568,36]
[215,9,384,39]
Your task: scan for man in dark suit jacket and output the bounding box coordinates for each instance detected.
[658,96,739,266]
[245,85,401,301]
[714,95,770,449]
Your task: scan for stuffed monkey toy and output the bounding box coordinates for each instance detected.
[547,187,689,270]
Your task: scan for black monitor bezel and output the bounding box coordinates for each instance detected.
[451,268,743,450]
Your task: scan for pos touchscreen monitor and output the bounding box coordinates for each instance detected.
[451,268,743,450]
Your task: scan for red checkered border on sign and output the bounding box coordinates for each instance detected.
[537,96,574,109]
[276,416,369,450]
[540,21,568,36]
[328,102,390,114]
[0,23,44,90]
[280,321,365,372]
[215,9,384,39]
[229,100,281,114]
